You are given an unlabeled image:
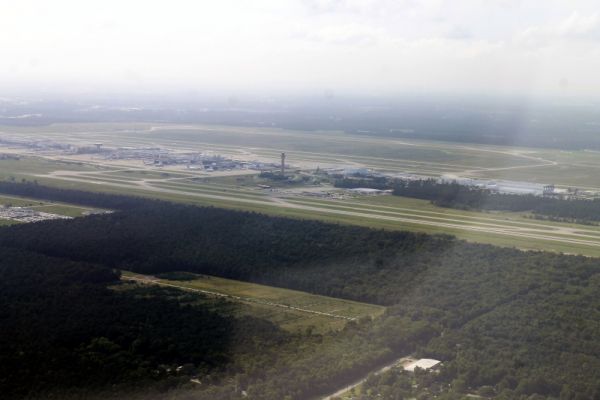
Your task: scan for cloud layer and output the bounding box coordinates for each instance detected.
[1,0,600,96]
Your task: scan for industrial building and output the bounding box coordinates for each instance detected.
[403,358,442,372]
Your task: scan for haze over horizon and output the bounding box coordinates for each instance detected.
[3,0,600,98]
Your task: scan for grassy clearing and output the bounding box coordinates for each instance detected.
[122,271,385,334]
[31,204,97,217]
[0,194,46,207]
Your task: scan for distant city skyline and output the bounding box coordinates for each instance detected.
[2,0,600,97]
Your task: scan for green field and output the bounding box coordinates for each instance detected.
[122,271,385,334]
[0,194,46,207]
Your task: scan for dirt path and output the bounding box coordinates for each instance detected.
[321,356,414,400]
[124,275,357,321]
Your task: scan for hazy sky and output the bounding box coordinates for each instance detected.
[2,0,600,97]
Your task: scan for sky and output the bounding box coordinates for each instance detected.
[2,0,600,97]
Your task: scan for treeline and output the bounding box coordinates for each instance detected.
[259,171,288,181]
[0,200,443,290]
[334,176,390,190]
[393,178,600,223]
[332,176,600,224]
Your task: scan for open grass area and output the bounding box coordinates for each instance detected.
[122,271,385,334]
[0,218,19,226]
[30,204,98,217]
[0,194,46,207]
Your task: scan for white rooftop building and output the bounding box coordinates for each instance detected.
[404,358,442,372]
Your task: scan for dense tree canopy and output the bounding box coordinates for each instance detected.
[0,247,297,399]
[1,183,600,399]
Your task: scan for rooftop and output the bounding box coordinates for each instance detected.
[404,358,442,372]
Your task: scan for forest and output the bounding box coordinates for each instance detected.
[1,245,424,400]
[0,180,154,210]
[0,246,293,399]
[1,182,600,399]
